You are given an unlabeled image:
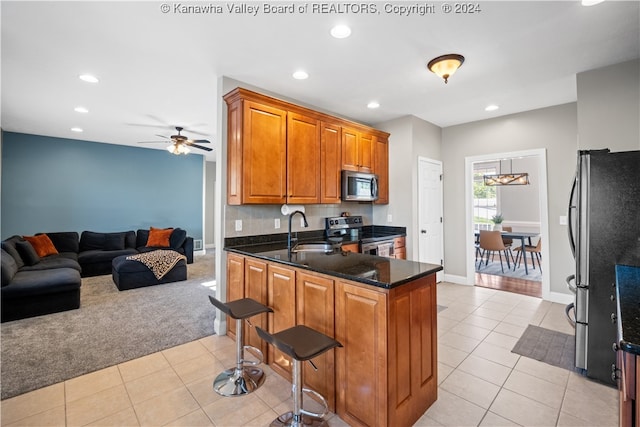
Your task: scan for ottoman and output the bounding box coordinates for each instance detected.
[112,249,187,291]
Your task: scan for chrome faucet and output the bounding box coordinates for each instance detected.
[288,210,308,254]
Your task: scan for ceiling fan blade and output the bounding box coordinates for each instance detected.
[137,140,166,144]
[188,143,213,152]
[186,138,210,144]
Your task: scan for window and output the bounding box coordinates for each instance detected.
[473,163,497,230]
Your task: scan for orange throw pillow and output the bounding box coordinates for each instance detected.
[146,227,173,247]
[23,234,59,257]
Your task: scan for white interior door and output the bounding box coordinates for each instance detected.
[418,157,443,282]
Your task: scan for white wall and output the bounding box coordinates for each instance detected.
[374,115,441,260]
[442,103,578,296]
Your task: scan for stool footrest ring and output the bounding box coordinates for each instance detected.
[242,345,264,366]
[299,387,329,419]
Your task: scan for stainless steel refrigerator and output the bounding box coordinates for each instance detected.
[567,149,640,385]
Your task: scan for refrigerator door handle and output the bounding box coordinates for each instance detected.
[567,176,577,258]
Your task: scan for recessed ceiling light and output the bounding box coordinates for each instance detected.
[74,106,89,113]
[78,74,99,83]
[330,25,351,39]
[292,70,309,80]
[485,104,499,112]
[71,127,83,133]
[367,101,380,109]
[582,0,605,6]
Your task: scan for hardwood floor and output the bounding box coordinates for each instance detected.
[475,272,542,298]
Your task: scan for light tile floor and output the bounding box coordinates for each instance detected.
[1,282,618,426]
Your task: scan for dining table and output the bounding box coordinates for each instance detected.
[475,230,540,275]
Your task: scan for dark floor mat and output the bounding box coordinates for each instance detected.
[511,324,577,371]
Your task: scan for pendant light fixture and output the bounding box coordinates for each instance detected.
[427,54,465,84]
[483,159,530,186]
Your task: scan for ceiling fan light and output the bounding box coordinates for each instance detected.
[427,54,465,84]
[167,143,190,155]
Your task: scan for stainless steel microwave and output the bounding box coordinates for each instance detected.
[341,170,379,202]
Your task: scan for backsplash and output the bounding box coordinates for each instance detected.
[224,204,373,237]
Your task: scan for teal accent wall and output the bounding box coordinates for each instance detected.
[1,132,204,241]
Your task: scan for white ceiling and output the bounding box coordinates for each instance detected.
[2,1,639,161]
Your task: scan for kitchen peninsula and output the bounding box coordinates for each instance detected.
[224,238,443,427]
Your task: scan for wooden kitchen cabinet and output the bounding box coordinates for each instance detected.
[225,253,245,340]
[267,263,297,378]
[342,127,374,173]
[225,92,287,205]
[297,271,336,411]
[287,112,321,204]
[394,236,406,260]
[320,121,342,203]
[244,258,269,357]
[336,274,437,427]
[225,87,389,205]
[335,280,388,426]
[374,135,389,204]
[341,243,359,253]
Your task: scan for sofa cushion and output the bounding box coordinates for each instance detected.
[2,236,26,269]
[147,227,173,248]
[1,249,18,286]
[78,248,139,265]
[39,232,79,253]
[20,254,81,272]
[16,241,40,266]
[79,231,105,251]
[23,234,59,258]
[2,268,81,298]
[169,228,187,249]
[104,233,125,250]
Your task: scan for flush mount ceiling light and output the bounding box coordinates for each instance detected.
[582,0,605,5]
[483,159,529,186]
[427,54,465,84]
[78,74,99,83]
[166,143,190,155]
[74,106,89,113]
[70,127,83,133]
[330,24,351,39]
[367,101,380,109]
[292,70,309,80]
[485,104,499,112]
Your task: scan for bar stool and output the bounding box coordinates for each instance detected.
[255,325,343,427]
[208,296,273,397]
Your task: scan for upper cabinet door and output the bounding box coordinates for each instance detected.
[241,101,287,204]
[341,127,374,173]
[287,112,321,204]
[341,127,359,172]
[374,136,389,204]
[320,122,342,203]
[358,132,374,173]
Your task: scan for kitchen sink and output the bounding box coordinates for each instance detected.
[291,242,337,253]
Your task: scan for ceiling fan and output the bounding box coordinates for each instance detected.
[138,126,212,155]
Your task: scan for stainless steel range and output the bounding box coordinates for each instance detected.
[325,216,396,258]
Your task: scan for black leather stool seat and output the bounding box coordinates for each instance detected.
[209,296,273,320]
[256,325,342,361]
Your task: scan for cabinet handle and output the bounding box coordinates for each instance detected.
[611,363,621,381]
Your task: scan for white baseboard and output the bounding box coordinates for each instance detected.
[545,291,574,305]
[194,249,207,256]
[443,274,470,286]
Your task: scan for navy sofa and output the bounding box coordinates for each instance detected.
[1,228,194,322]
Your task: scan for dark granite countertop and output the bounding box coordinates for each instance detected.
[616,242,640,355]
[225,242,442,290]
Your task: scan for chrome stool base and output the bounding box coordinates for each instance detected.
[270,411,328,427]
[213,366,266,397]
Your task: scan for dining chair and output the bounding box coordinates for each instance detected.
[477,230,511,273]
[501,226,515,263]
[513,238,542,272]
